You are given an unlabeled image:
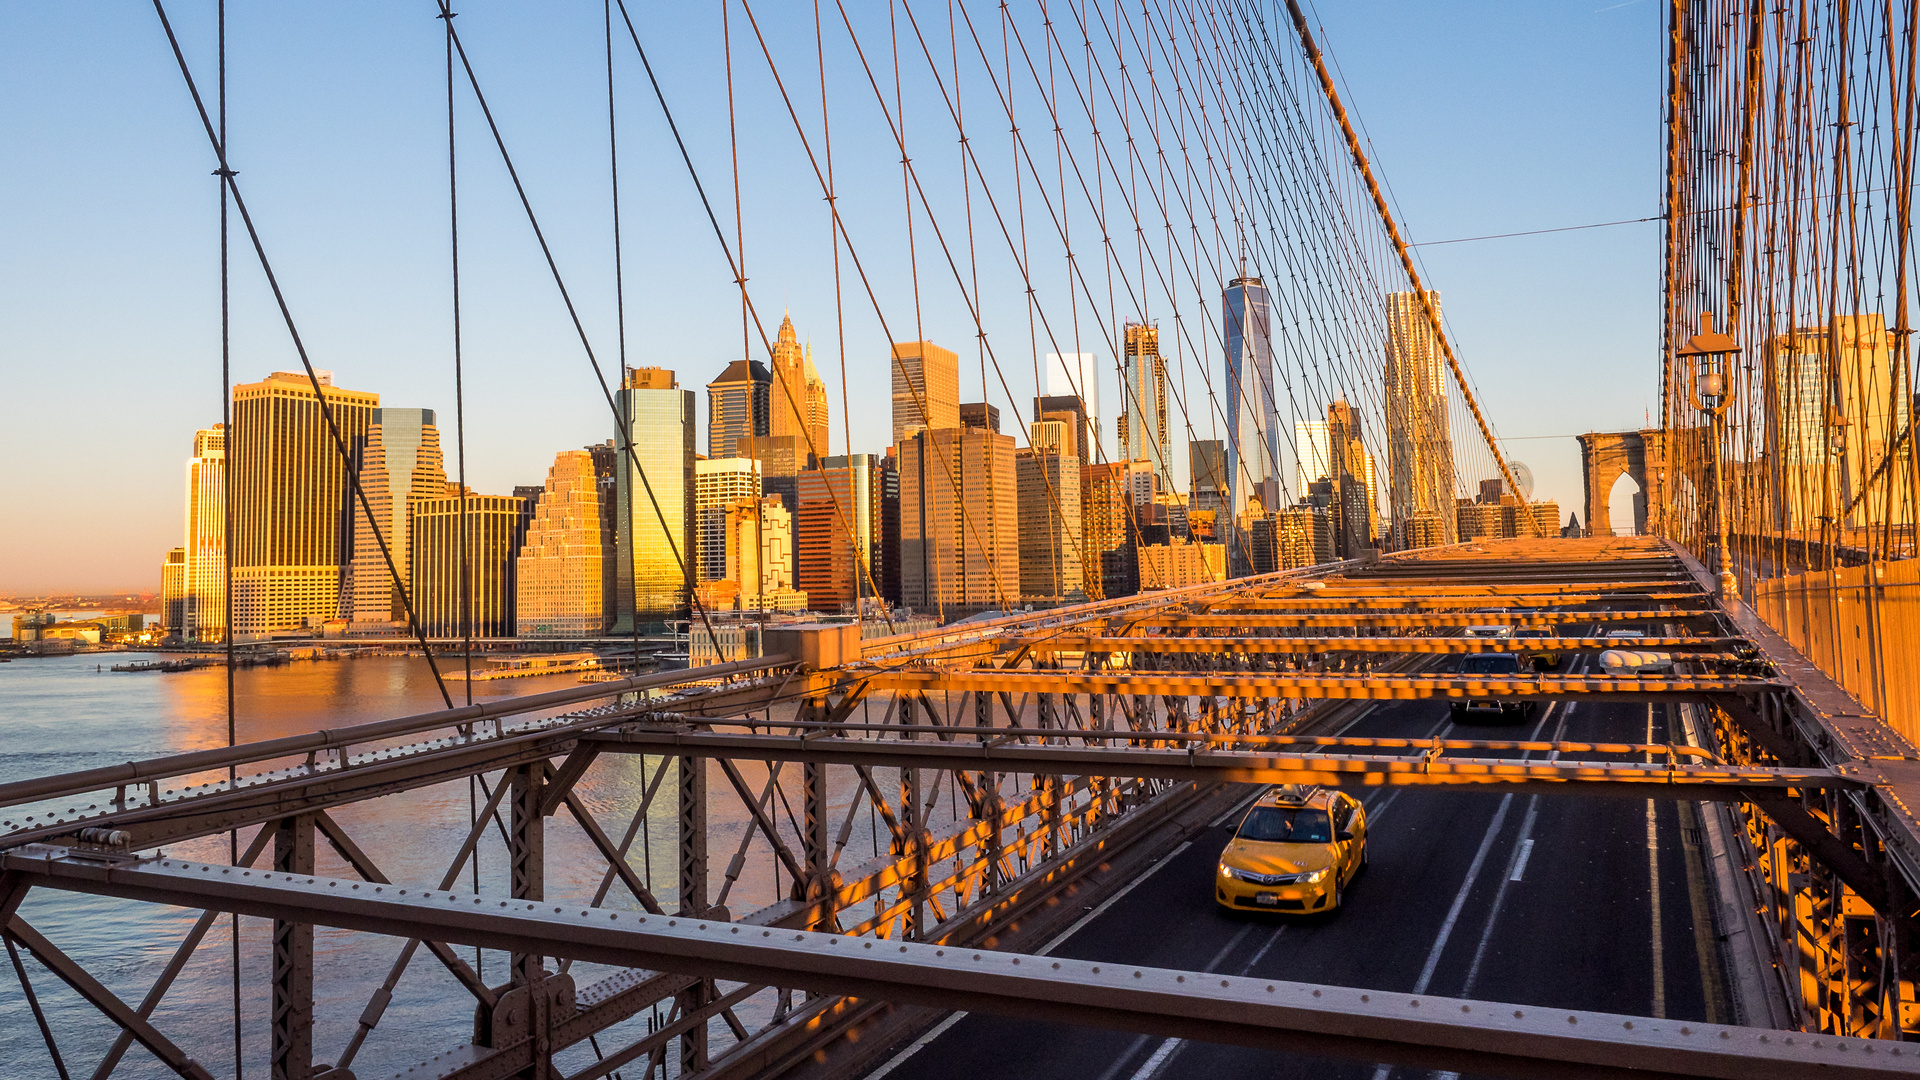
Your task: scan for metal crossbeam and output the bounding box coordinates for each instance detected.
[3,851,1903,1080]
[849,669,1779,702]
[1002,636,1744,655]
[1210,593,1707,611]
[578,728,1855,799]
[1125,610,1716,628]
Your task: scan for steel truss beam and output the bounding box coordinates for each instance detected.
[4,913,216,1080]
[849,669,1780,702]
[577,728,1855,798]
[3,850,1905,1080]
[1000,635,1744,656]
[1210,592,1707,611]
[1123,610,1717,629]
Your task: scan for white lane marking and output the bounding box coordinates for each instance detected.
[1125,921,1261,1078]
[1448,674,1577,1007]
[1127,1034,1185,1080]
[1331,702,1384,736]
[865,1010,969,1080]
[1040,842,1193,956]
[1508,839,1535,882]
[1646,704,1667,1019]
[1369,781,1523,1080]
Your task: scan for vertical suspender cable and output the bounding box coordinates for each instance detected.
[442,3,483,982]
[607,0,645,677]
[217,3,243,1073]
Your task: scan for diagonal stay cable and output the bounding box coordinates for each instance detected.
[151,0,455,709]
[433,1,729,659]
[614,0,895,627]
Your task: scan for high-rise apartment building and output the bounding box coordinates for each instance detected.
[612,367,695,632]
[1017,444,1085,603]
[769,316,830,465]
[182,425,226,641]
[960,402,1001,434]
[517,450,614,638]
[891,340,960,443]
[1034,395,1090,466]
[726,495,799,607]
[161,547,187,634]
[344,408,447,625]
[1224,277,1278,527]
[1190,439,1228,517]
[1385,290,1455,548]
[1117,322,1168,482]
[706,359,770,458]
[1294,418,1331,498]
[1082,462,1136,600]
[796,454,886,614]
[1045,352,1101,446]
[1325,400,1378,557]
[694,458,764,583]
[734,434,802,513]
[230,370,378,638]
[898,426,1017,612]
[410,493,533,638]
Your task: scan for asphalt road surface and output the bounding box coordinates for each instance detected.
[870,653,1731,1080]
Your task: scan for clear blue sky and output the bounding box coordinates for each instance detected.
[0,1,1664,594]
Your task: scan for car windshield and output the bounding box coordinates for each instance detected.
[1461,655,1521,674]
[1239,806,1332,843]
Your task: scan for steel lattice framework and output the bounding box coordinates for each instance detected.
[6,537,1920,1078]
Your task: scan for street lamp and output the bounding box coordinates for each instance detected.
[1679,312,1741,603]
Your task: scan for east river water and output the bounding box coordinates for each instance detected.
[0,653,901,1079]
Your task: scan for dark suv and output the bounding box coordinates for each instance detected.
[1450,652,1537,723]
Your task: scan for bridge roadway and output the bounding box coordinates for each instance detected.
[873,655,1731,1080]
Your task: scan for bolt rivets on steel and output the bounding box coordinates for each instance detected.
[1568,1016,1578,1025]
[1681,1027,1691,1036]
[936,949,944,956]
[1460,1005,1469,1013]
[1177,976,1185,983]
[1361,995,1369,1003]
[1623,1022,1633,1030]
[699,923,708,930]
[1409,999,1418,1007]
[1513,1011,1523,1018]
[1312,990,1321,997]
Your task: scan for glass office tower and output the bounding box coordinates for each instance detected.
[1224,276,1278,518]
[612,367,696,631]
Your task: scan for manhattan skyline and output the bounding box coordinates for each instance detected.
[1,2,1663,592]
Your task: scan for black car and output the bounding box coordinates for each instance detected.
[1450,652,1538,723]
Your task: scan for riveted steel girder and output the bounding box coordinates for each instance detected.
[1125,610,1717,629]
[3,850,1905,1080]
[1002,636,1744,656]
[849,669,1779,702]
[577,729,1856,799]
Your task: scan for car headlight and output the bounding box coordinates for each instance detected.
[1303,868,1329,884]
[1217,862,1235,880]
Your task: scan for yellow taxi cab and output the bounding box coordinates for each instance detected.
[1215,786,1367,914]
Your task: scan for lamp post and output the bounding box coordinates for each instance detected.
[1679,312,1742,603]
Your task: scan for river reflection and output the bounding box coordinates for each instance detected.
[0,653,916,1079]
